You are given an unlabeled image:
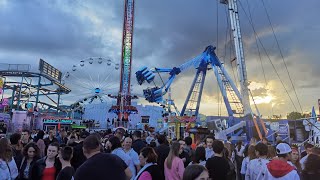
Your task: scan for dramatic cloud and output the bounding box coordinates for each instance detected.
[0,0,319,117]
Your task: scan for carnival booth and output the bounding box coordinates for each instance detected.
[42,117,73,131]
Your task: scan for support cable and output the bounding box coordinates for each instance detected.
[261,0,303,113]
[238,0,299,112]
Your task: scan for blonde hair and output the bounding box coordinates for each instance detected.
[166,142,180,169]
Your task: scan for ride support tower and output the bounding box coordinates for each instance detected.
[109,0,138,123]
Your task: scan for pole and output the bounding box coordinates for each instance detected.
[35,75,41,109]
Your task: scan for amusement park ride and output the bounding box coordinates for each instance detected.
[109,0,138,126]
[136,0,268,141]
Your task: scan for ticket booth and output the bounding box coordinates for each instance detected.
[42,118,73,131]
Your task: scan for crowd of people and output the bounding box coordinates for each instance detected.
[0,128,320,180]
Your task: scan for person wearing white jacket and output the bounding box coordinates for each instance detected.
[245,143,269,180]
[259,143,300,180]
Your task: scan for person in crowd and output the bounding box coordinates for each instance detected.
[301,153,320,179]
[34,130,46,158]
[155,134,170,180]
[114,127,126,141]
[10,133,23,164]
[300,143,314,170]
[74,135,132,180]
[184,137,194,158]
[290,146,302,174]
[17,142,40,180]
[132,130,147,154]
[178,139,191,167]
[183,164,209,180]
[108,136,134,176]
[261,143,299,180]
[235,141,245,180]
[223,148,236,180]
[56,146,75,180]
[71,130,89,171]
[241,145,256,179]
[60,129,69,145]
[44,130,58,153]
[30,142,61,180]
[206,140,230,180]
[0,138,19,180]
[267,145,277,160]
[300,143,313,158]
[146,132,156,145]
[189,146,206,166]
[135,147,162,180]
[21,129,33,147]
[262,137,269,145]
[164,142,185,180]
[205,135,215,160]
[123,137,140,178]
[245,143,269,180]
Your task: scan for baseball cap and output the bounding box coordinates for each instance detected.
[276,143,292,155]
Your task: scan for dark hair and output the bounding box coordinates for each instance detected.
[212,140,224,154]
[23,142,40,159]
[10,133,21,145]
[133,130,142,138]
[49,142,60,151]
[302,154,320,176]
[0,138,13,162]
[157,135,166,144]
[255,143,268,156]
[227,136,231,140]
[83,135,101,151]
[185,137,192,146]
[140,147,158,163]
[304,143,314,149]
[183,164,207,180]
[108,136,121,151]
[22,129,30,134]
[205,135,215,144]
[60,146,73,161]
[35,130,45,142]
[192,146,206,164]
[236,141,243,151]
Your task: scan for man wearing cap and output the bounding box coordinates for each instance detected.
[260,143,299,180]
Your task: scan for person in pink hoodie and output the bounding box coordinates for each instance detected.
[259,143,300,180]
[164,142,185,180]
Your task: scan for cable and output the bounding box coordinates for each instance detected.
[238,0,299,112]
[261,0,303,113]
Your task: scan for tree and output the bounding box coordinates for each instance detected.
[287,111,303,120]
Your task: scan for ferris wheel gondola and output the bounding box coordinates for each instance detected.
[61,57,120,110]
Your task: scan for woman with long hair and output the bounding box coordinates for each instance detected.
[183,164,209,180]
[164,142,185,180]
[189,146,206,166]
[240,145,256,180]
[290,146,302,174]
[35,130,46,158]
[223,148,236,180]
[267,145,276,160]
[30,142,61,180]
[301,154,320,179]
[135,147,162,180]
[17,142,40,180]
[0,138,18,180]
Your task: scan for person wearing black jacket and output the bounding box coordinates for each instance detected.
[155,135,170,180]
[30,142,61,180]
[71,131,89,171]
[132,130,146,154]
[16,142,40,180]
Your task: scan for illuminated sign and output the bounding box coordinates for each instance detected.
[43,119,72,124]
[39,59,62,81]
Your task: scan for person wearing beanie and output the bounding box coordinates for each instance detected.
[260,143,299,180]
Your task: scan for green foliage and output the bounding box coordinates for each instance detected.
[287,111,303,120]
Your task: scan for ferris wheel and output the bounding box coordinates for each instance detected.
[61,57,120,109]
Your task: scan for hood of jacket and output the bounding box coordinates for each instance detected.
[267,159,294,178]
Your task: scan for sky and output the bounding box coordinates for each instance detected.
[0,0,319,118]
